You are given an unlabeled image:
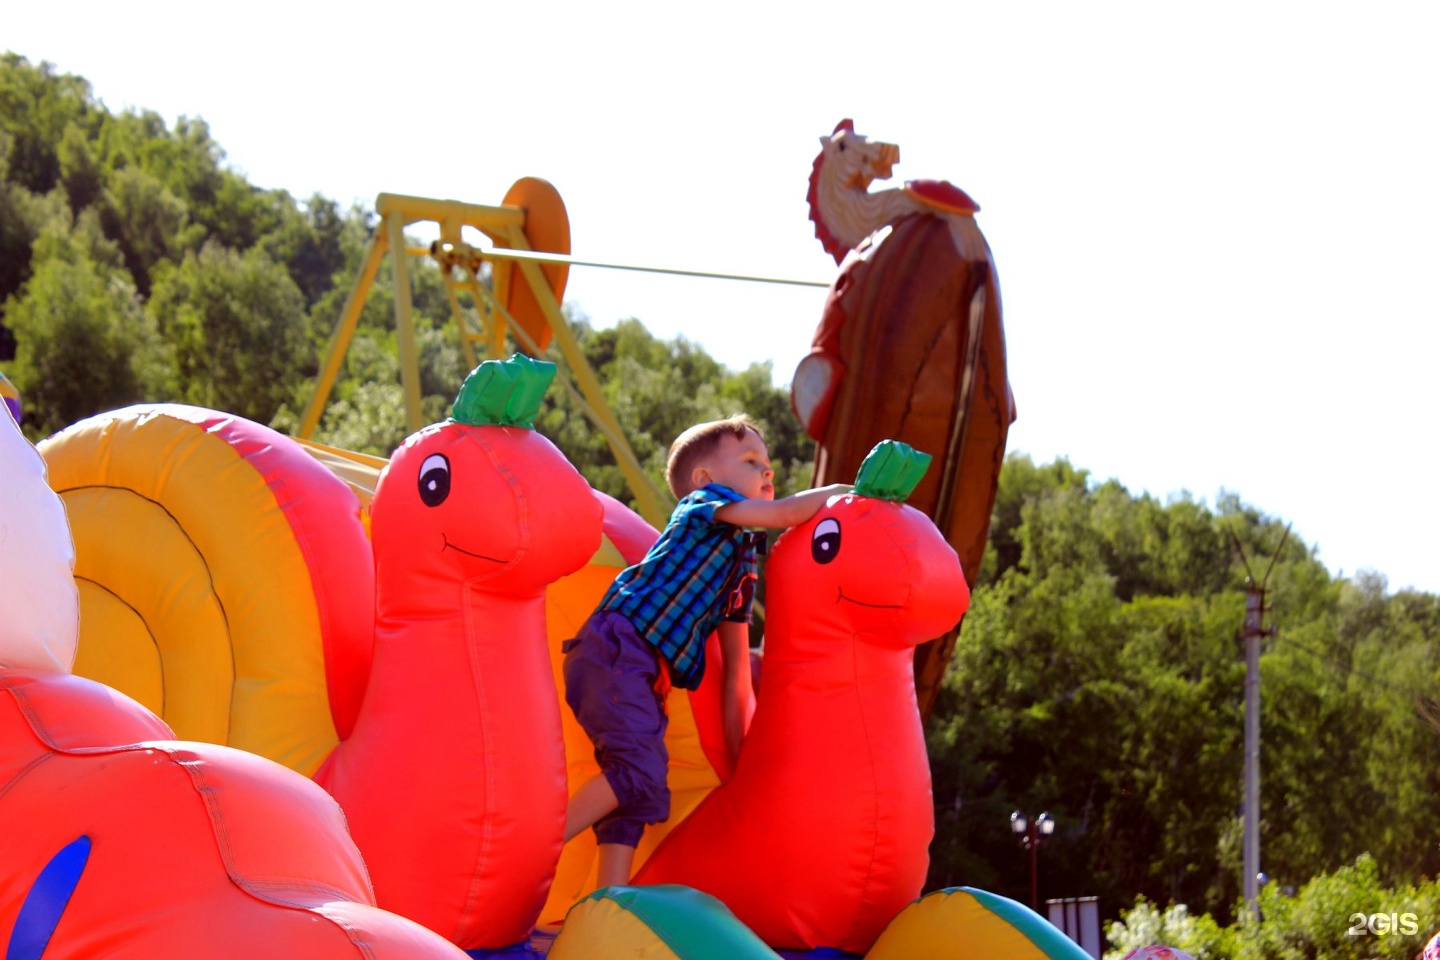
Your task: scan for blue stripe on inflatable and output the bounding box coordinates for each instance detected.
[463,946,545,958]
[6,836,91,960]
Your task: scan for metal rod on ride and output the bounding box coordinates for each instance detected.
[411,245,832,289]
[497,226,674,528]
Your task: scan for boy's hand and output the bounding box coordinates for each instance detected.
[717,483,851,530]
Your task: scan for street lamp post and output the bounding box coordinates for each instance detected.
[1010,810,1055,909]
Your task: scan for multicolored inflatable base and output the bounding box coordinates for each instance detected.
[463,885,1096,960]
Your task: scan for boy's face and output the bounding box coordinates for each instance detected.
[695,430,775,500]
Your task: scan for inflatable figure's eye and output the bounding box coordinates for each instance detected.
[418,454,451,507]
[811,517,841,564]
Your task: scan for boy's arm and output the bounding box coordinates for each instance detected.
[718,620,753,769]
[714,483,852,530]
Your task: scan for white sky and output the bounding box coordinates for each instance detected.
[9,1,1439,594]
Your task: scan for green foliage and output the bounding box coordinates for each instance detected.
[1106,856,1440,960]
[0,53,99,195]
[259,194,348,307]
[928,453,1440,927]
[273,314,460,456]
[57,121,104,212]
[0,54,366,350]
[0,129,45,320]
[281,380,407,455]
[1105,899,1235,959]
[532,315,815,509]
[146,242,307,425]
[98,165,200,297]
[4,208,171,436]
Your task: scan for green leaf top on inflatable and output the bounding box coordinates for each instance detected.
[852,440,932,502]
[450,354,556,429]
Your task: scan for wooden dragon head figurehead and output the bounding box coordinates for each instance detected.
[370,354,602,599]
[766,441,969,652]
[812,118,921,264]
[807,119,909,263]
[807,119,984,265]
[819,119,901,191]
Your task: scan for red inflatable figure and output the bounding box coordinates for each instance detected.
[0,398,467,960]
[30,356,609,951]
[316,354,603,949]
[634,441,970,953]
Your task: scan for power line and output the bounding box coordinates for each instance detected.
[1268,630,1423,699]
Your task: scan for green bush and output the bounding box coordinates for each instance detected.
[1106,856,1440,960]
[1105,899,1235,959]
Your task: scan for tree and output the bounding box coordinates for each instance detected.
[0,54,100,196]
[532,315,815,510]
[925,453,1440,925]
[56,122,104,214]
[258,193,348,308]
[0,130,43,334]
[98,165,199,298]
[4,210,171,437]
[147,242,307,426]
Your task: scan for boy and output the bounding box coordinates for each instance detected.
[561,414,851,888]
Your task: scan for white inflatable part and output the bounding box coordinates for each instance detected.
[0,409,78,672]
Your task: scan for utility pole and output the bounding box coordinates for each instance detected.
[1230,523,1290,918]
[1241,579,1269,913]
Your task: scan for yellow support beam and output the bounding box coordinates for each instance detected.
[442,275,481,371]
[462,274,507,361]
[297,229,387,438]
[478,281,673,531]
[498,225,672,528]
[375,193,525,235]
[298,191,672,528]
[386,212,425,435]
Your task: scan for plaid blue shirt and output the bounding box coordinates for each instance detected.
[597,483,762,690]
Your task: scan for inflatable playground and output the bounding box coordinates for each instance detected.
[0,122,1136,959]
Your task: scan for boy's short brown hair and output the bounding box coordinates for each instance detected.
[665,414,763,499]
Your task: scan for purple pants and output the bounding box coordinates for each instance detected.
[562,611,671,847]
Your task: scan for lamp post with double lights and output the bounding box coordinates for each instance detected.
[1010,810,1055,909]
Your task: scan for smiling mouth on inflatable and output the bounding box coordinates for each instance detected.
[442,535,506,564]
[836,588,902,609]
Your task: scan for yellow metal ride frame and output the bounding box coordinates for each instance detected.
[295,187,671,528]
